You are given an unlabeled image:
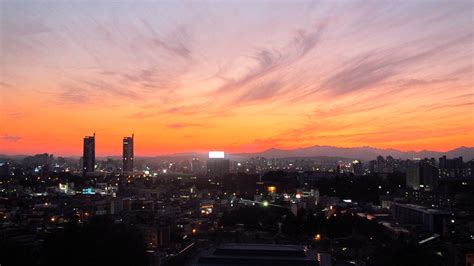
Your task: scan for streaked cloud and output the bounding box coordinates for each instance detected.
[0,135,22,143]
[166,123,208,129]
[0,0,472,155]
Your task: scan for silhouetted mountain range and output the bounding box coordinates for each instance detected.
[1,146,472,162]
[232,146,474,161]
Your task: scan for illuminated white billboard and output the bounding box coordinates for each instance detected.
[209,151,225,159]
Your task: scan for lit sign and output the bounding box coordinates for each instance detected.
[59,183,68,191]
[82,188,95,195]
[209,151,225,159]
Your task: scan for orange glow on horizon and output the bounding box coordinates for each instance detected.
[1,1,473,156]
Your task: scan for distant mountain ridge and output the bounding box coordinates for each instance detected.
[232,145,474,161]
[1,146,473,162]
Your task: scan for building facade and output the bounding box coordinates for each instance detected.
[123,134,134,173]
[83,133,95,176]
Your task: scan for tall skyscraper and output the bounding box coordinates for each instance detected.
[406,159,439,190]
[352,160,363,176]
[83,133,95,176]
[123,134,134,173]
[439,155,464,178]
[207,151,230,179]
[191,157,202,174]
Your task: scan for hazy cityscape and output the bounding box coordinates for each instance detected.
[0,133,473,265]
[1,0,473,266]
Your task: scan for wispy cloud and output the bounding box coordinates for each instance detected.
[58,85,90,105]
[1,1,473,154]
[212,21,327,106]
[0,81,13,88]
[318,34,472,96]
[166,122,209,129]
[0,135,22,142]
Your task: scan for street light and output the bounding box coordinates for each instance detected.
[314,234,321,241]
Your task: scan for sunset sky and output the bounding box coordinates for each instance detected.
[1,0,473,156]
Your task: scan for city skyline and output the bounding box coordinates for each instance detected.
[1,1,474,265]
[1,0,473,156]
[3,131,473,159]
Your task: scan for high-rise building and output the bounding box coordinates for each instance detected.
[191,157,202,174]
[207,151,230,179]
[376,155,385,173]
[352,160,363,176]
[123,134,134,173]
[406,163,421,190]
[369,160,377,173]
[420,163,439,190]
[439,156,464,178]
[406,159,439,190]
[83,133,95,176]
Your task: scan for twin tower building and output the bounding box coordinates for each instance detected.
[83,133,134,176]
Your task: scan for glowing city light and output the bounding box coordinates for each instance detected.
[267,186,276,193]
[209,151,225,159]
[314,234,321,241]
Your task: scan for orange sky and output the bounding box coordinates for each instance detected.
[1,1,473,156]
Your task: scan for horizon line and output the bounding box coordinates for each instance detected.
[1,144,472,158]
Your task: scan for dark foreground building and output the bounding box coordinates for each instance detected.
[195,243,318,266]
